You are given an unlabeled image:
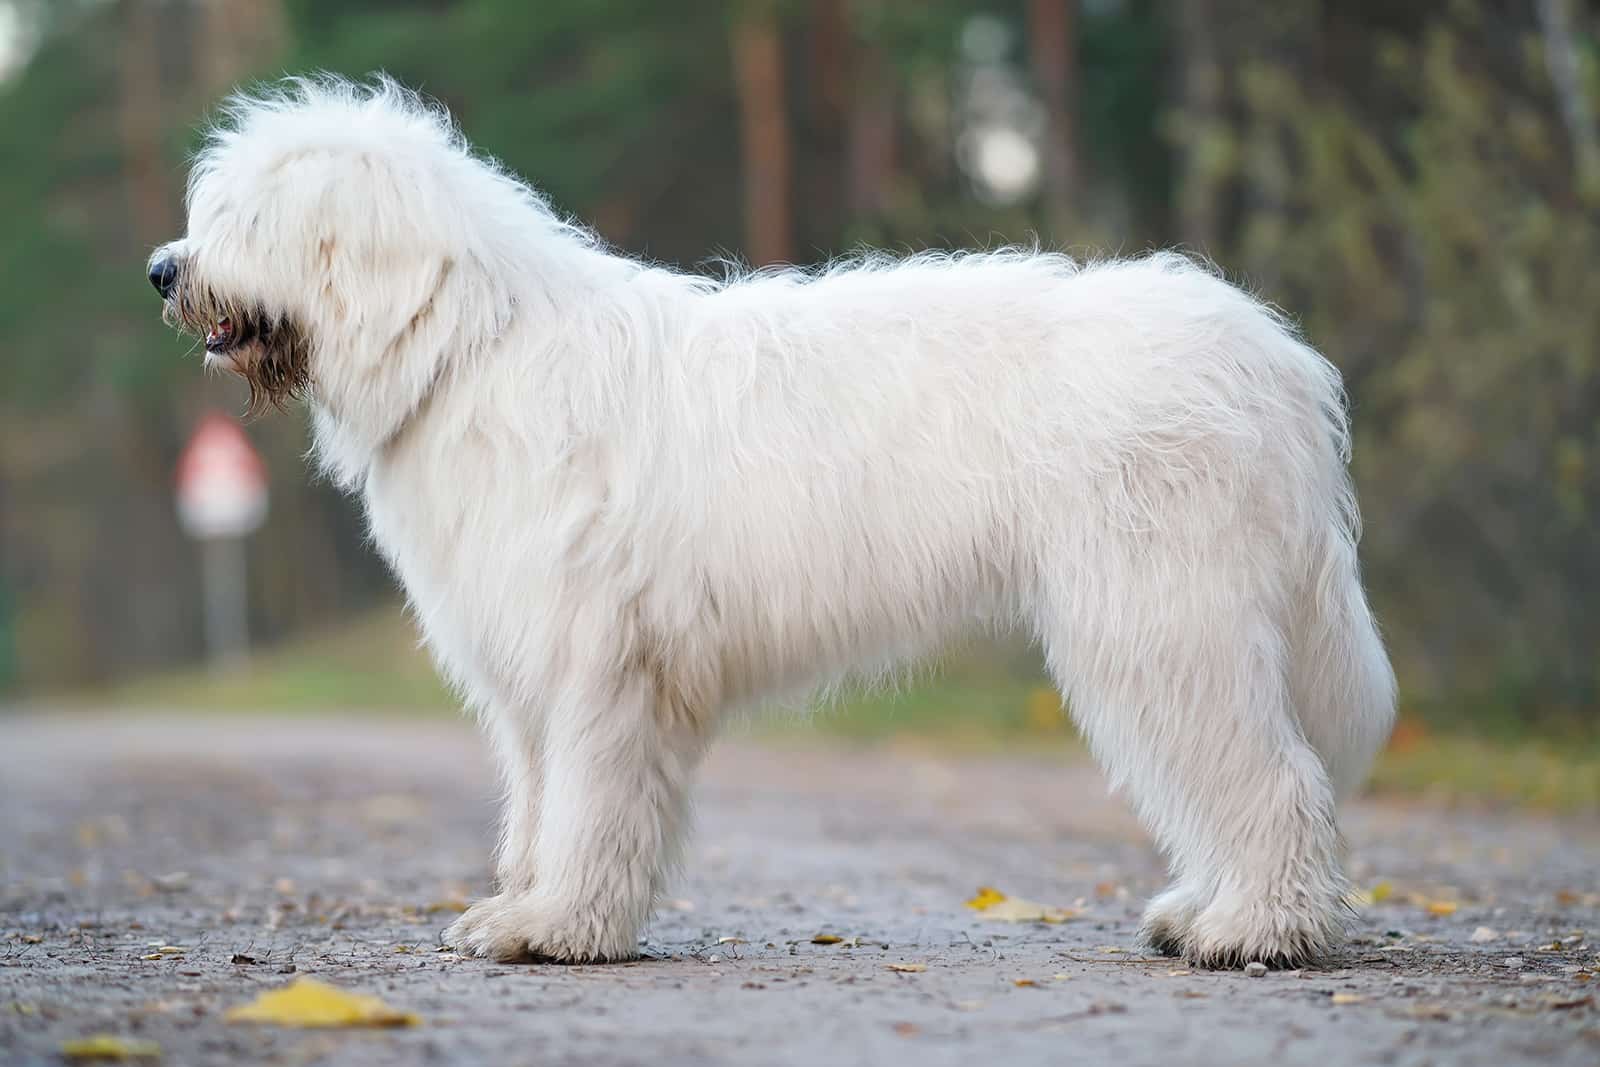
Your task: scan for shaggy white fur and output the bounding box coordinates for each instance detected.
[150,77,1396,968]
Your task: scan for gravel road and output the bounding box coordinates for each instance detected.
[2,715,1596,1066]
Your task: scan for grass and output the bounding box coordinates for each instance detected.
[61,607,1600,811]
[1370,720,1600,811]
[82,610,454,714]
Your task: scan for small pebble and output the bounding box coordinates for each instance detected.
[1245,961,1268,977]
[1502,957,1525,969]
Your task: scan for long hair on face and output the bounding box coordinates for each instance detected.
[162,277,313,418]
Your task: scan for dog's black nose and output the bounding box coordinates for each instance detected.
[148,256,179,299]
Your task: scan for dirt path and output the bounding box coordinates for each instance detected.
[2,715,1597,1066]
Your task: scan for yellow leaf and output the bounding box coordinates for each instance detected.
[225,978,419,1028]
[886,963,927,973]
[1425,900,1458,916]
[1330,993,1366,1005]
[965,887,1008,910]
[966,886,1077,923]
[60,1035,161,1061]
[424,898,468,914]
[1369,881,1394,903]
[811,934,843,945]
[1012,978,1038,987]
[1025,687,1065,732]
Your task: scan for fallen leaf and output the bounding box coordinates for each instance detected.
[60,1035,161,1061]
[1545,994,1594,1011]
[1425,901,1459,917]
[1025,687,1065,732]
[1369,881,1394,903]
[965,887,1007,910]
[1013,978,1038,987]
[1330,993,1366,1005]
[139,954,163,961]
[1399,1003,1453,1021]
[424,898,468,914]
[150,872,190,893]
[965,886,1078,923]
[19,934,41,944]
[811,934,843,945]
[717,937,748,945]
[886,963,927,973]
[225,978,419,1028]
[1175,989,1208,999]
[892,1021,919,1037]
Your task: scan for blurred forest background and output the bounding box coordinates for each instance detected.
[1,0,1597,751]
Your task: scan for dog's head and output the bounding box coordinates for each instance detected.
[149,76,522,477]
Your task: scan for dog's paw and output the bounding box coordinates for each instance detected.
[1183,889,1342,970]
[1139,881,1205,957]
[443,892,641,963]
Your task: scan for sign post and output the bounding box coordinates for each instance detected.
[176,414,268,673]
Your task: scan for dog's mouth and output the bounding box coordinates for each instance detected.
[174,298,310,416]
[204,314,269,358]
[204,316,235,352]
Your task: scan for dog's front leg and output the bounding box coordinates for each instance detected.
[447,670,709,962]
[484,710,543,894]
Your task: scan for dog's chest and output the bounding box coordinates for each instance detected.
[359,426,615,705]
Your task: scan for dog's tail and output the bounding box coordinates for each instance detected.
[1288,505,1397,801]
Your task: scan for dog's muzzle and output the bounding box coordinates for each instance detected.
[148,256,180,300]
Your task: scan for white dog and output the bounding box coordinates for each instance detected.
[149,77,1395,968]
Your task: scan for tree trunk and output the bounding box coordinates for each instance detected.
[807,0,852,240]
[118,0,173,244]
[1536,0,1600,194]
[1175,0,1224,251]
[731,4,794,265]
[1027,0,1079,235]
[847,37,896,222]
[197,0,287,98]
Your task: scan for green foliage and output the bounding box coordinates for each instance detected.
[1225,18,1600,719]
[0,0,1596,737]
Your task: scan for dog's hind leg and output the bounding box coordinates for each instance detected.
[1287,522,1397,802]
[1041,547,1347,969]
[447,665,711,962]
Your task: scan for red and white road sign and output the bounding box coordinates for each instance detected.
[175,413,269,539]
